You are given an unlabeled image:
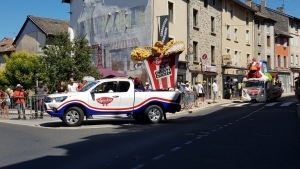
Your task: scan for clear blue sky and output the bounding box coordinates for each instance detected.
[0,0,69,40]
[0,0,299,40]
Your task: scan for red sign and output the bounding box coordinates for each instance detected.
[96,97,114,106]
[144,55,178,90]
[202,54,208,60]
[247,88,259,95]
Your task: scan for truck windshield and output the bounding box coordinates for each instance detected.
[79,82,97,92]
[245,80,264,88]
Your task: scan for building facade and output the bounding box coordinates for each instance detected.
[289,17,300,89]
[221,0,256,98]
[63,0,188,85]
[0,38,15,70]
[188,0,222,99]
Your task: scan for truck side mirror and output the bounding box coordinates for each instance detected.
[90,89,97,94]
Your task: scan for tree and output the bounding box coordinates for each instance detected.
[4,51,42,90]
[41,32,102,93]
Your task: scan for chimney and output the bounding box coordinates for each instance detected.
[261,0,266,8]
[277,7,284,13]
[245,0,252,7]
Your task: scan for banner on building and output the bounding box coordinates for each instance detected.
[144,54,178,90]
[158,15,169,45]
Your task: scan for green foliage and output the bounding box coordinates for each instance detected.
[264,72,273,81]
[3,51,42,90]
[41,32,102,93]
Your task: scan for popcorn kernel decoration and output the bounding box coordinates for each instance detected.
[130,40,185,61]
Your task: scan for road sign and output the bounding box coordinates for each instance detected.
[202,54,208,60]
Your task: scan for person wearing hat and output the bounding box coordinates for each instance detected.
[212,80,218,103]
[14,84,26,119]
[144,82,153,91]
[134,77,145,92]
[35,81,49,119]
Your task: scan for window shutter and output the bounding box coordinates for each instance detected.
[275,56,278,67]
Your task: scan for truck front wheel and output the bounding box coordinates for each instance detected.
[144,105,163,123]
[63,107,84,126]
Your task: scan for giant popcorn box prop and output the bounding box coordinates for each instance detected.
[131,40,185,90]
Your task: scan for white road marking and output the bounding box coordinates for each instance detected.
[224,125,228,127]
[265,102,279,106]
[185,141,193,145]
[132,164,145,169]
[153,154,165,160]
[221,103,238,107]
[250,103,264,106]
[212,130,217,132]
[171,147,181,151]
[234,103,250,107]
[218,127,223,129]
[280,102,294,106]
[196,136,202,139]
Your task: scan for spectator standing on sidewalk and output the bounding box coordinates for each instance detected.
[202,80,207,103]
[68,78,78,92]
[197,81,204,105]
[14,84,26,120]
[193,82,199,107]
[212,80,218,103]
[35,81,49,119]
[1,90,10,119]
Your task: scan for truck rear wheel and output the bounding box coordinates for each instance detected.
[63,107,84,126]
[144,105,163,123]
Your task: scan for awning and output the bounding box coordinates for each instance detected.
[109,38,141,50]
[98,67,127,78]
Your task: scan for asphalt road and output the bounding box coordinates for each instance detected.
[0,96,300,169]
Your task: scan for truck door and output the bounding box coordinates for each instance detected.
[117,81,135,115]
[88,81,120,115]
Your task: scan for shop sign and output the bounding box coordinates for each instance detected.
[202,54,208,60]
[189,65,202,71]
[236,70,247,75]
[222,55,232,65]
[204,65,217,72]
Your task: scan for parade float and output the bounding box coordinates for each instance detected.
[242,58,282,102]
[131,40,185,90]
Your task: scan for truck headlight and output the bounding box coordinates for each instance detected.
[51,96,68,103]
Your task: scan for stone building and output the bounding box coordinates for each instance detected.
[187,0,222,98]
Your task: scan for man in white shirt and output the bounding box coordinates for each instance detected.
[212,80,218,103]
[197,81,204,105]
[68,78,78,92]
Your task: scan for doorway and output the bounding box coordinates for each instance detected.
[203,76,214,99]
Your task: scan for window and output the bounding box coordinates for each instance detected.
[193,41,198,60]
[245,12,249,26]
[257,20,260,30]
[224,0,227,11]
[280,56,284,67]
[234,51,238,65]
[246,30,249,44]
[211,46,215,64]
[212,0,216,6]
[277,37,280,46]
[284,56,287,68]
[234,28,238,41]
[295,23,298,33]
[226,48,230,54]
[291,54,294,66]
[95,81,118,93]
[204,0,208,7]
[226,24,230,39]
[247,54,251,65]
[267,36,271,47]
[266,23,270,33]
[267,55,271,69]
[283,38,287,48]
[296,36,299,47]
[119,81,130,92]
[296,55,299,65]
[276,55,279,67]
[168,2,174,23]
[211,16,215,33]
[291,35,294,46]
[230,3,233,19]
[258,33,261,45]
[193,9,198,27]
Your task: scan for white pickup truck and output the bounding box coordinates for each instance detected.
[45,78,181,126]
